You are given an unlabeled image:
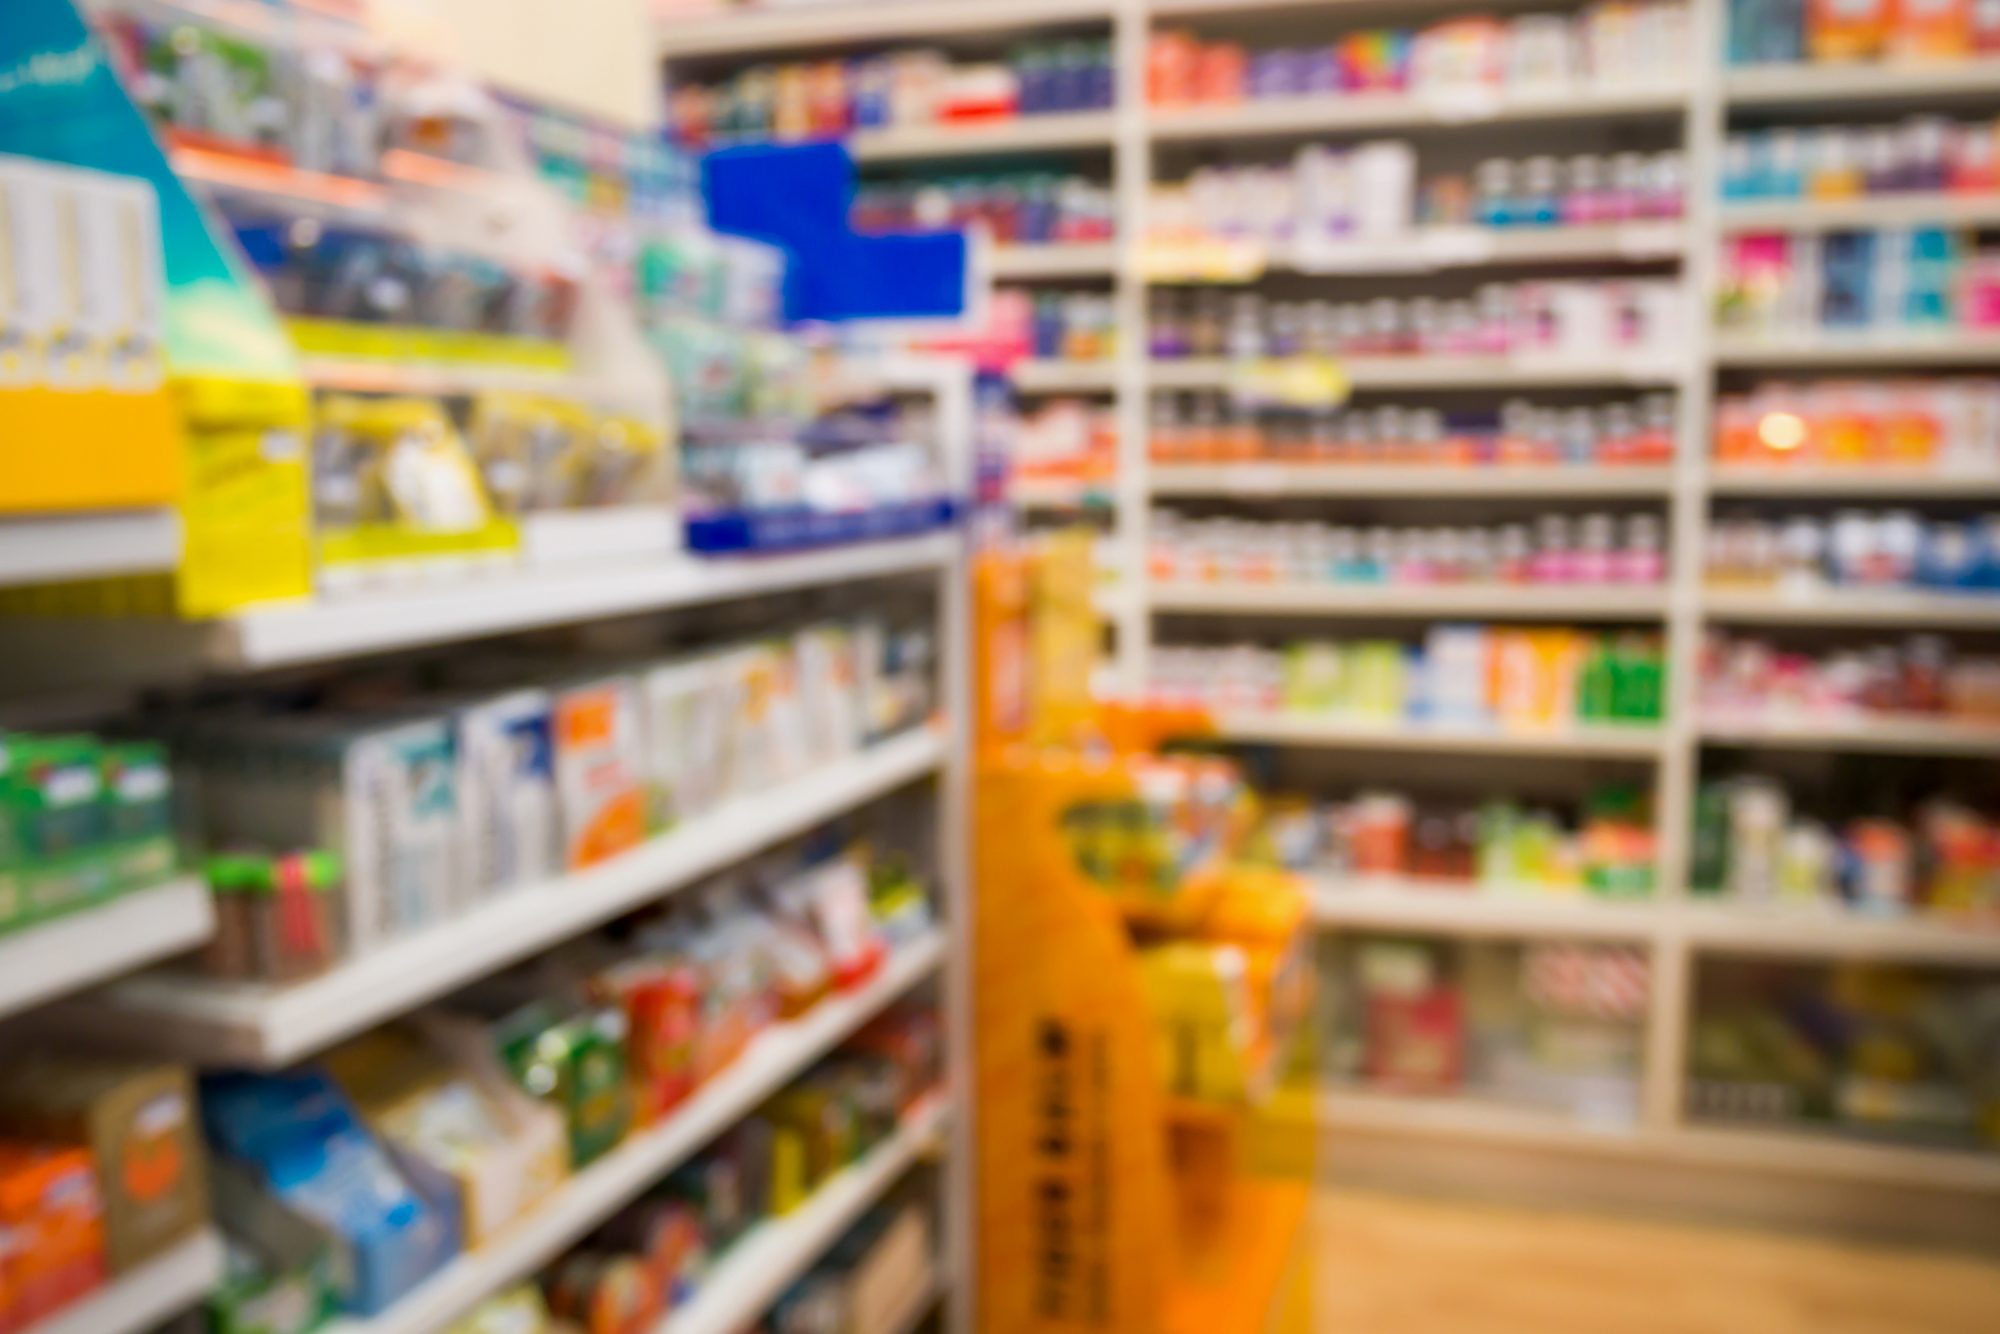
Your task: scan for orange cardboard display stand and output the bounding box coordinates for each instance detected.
[972,545,1312,1334]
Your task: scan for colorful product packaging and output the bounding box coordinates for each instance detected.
[451,689,559,899]
[199,1068,458,1318]
[551,676,647,870]
[0,1056,208,1275]
[0,1143,106,1329]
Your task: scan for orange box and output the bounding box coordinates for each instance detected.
[0,1143,107,1329]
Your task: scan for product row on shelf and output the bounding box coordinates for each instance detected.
[0,735,177,939]
[1328,931,2000,1155]
[1326,936,1650,1124]
[456,1167,936,1334]
[1721,115,2000,206]
[1150,394,1679,469]
[667,39,1116,148]
[1016,290,1120,364]
[1148,281,1685,366]
[852,170,1114,248]
[1150,628,1668,732]
[1714,376,2000,471]
[1259,782,1659,899]
[1692,769,2000,918]
[84,613,934,974]
[1688,958,1996,1153]
[1133,376,2000,479]
[1148,3,1690,108]
[1727,0,2000,66]
[1706,507,2000,595]
[1149,510,1669,590]
[1241,742,2000,922]
[1700,630,2000,725]
[1719,226,2000,341]
[1149,143,1685,259]
[1010,397,1118,492]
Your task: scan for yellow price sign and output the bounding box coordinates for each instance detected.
[1140,238,1267,284]
[1231,355,1351,410]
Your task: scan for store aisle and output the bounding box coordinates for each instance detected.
[1307,1188,2000,1334]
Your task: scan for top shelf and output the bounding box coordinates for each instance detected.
[658,0,1114,58]
[1724,57,2000,110]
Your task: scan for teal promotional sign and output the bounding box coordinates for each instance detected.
[0,0,296,379]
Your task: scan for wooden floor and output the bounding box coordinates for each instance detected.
[1293,1187,2000,1334]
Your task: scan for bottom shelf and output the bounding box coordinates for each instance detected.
[32,1230,224,1334]
[660,1097,950,1334]
[1312,1086,2000,1194]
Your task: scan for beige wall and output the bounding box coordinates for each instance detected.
[371,0,659,129]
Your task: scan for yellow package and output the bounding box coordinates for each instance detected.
[467,394,594,515]
[581,414,673,509]
[313,394,517,576]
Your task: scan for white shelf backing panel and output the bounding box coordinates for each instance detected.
[1214,712,1668,758]
[1013,359,1119,393]
[313,939,946,1334]
[1148,356,1685,391]
[1312,877,1664,941]
[3,536,958,681]
[1149,84,1688,141]
[1150,581,1668,621]
[0,878,215,1023]
[991,243,1120,279]
[1677,905,2000,968]
[1720,193,2000,233]
[30,1231,226,1334]
[0,511,181,590]
[65,731,946,1067]
[1709,467,2000,498]
[659,0,1114,56]
[1320,1088,2000,1193]
[852,111,1117,163]
[1150,464,1675,499]
[1724,57,2000,109]
[1713,332,2000,368]
[1704,587,2000,629]
[1701,713,2000,757]
[659,1097,949,1334]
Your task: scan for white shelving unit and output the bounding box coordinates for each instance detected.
[6,327,971,1334]
[0,510,181,589]
[656,0,2000,1265]
[0,877,215,1023]
[30,1232,226,1334]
